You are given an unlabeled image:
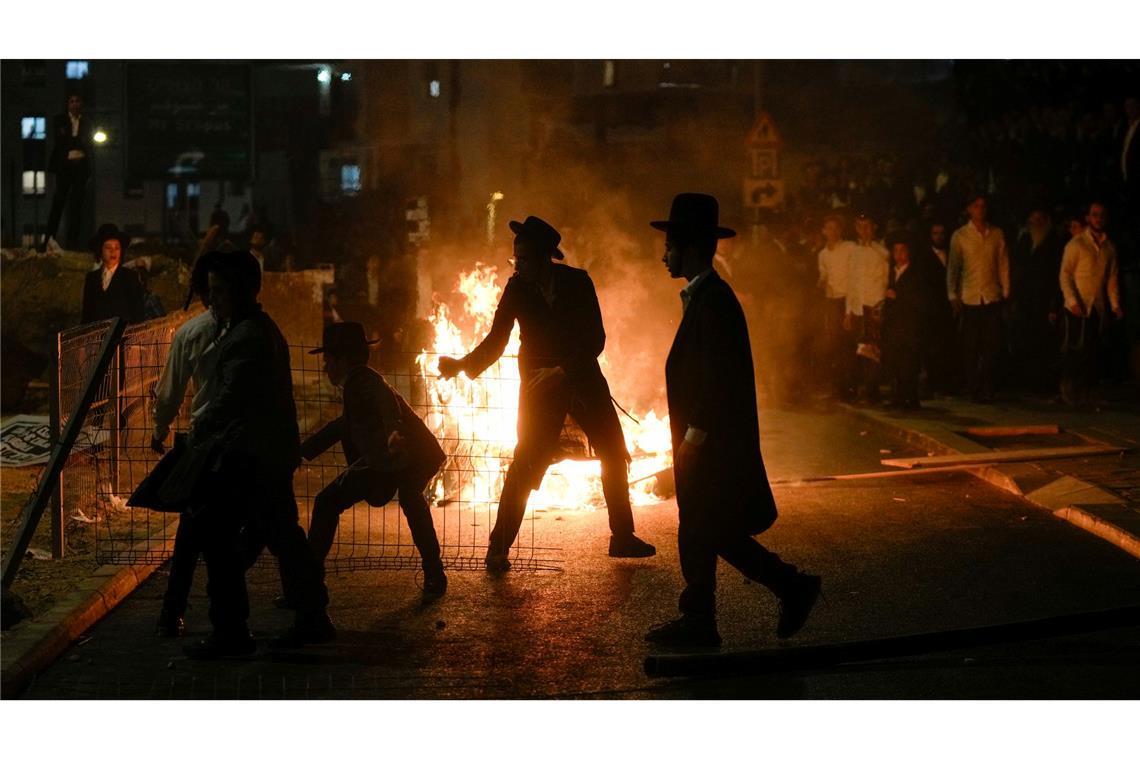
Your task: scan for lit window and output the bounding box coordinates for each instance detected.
[165,184,178,209]
[21,116,47,140]
[341,164,362,195]
[66,60,89,79]
[603,61,615,88]
[317,67,332,84]
[22,170,47,195]
[340,71,352,82]
[429,80,441,98]
[187,183,201,198]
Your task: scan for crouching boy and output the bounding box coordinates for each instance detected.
[302,322,448,595]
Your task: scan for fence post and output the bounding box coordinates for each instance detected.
[49,333,64,559]
[109,343,121,494]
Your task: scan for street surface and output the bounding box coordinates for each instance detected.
[19,406,1140,698]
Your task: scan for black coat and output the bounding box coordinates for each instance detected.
[301,365,445,475]
[666,271,777,536]
[883,265,926,352]
[463,265,612,405]
[49,112,93,175]
[81,267,146,326]
[192,306,300,477]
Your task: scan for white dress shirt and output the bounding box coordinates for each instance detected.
[818,240,855,299]
[100,265,118,291]
[151,310,220,441]
[845,240,889,316]
[946,222,1010,305]
[1060,229,1121,318]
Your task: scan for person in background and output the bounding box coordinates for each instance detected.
[882,235,925,409]
[816,214,857,400]
[1010,207,1065,393]
[80,224,145,326]
[1058,201,1123,404]
[947,193,1010,402]
[41,94,93,253]
[844,212,890,403]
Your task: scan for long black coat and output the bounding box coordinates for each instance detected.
[666,271,777,536]
[883,265,927,353]
[81,267,146,326]
[301,365,445,476]
[49,112,93,175]
[192,306,300,478]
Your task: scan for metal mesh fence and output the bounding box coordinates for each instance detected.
[59,318,562,571]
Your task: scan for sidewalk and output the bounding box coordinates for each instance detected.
[844,389,1140,560]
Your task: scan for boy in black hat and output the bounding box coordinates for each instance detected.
[883,234,926,409]
[80,223,146,326]
[302,322,448,595]
[438,216,655,570]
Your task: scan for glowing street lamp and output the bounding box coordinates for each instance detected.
[93,129,108,144]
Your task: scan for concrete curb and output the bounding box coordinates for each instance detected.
[840,403,1140,562]
[1,521,177,699]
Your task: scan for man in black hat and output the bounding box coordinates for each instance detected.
[182,251,333,658]
[438,216,656,570]
[80,223,146,326]
[301,322,448,595]
[647,193,820,647]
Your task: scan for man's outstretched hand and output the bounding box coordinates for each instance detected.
[438,356,463,379]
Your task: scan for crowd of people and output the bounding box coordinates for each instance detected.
[725,91,1139,409]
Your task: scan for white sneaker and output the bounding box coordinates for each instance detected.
[46,237,63,256]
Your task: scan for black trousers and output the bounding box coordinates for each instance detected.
[489,380,633,555]
[959,302,1004,398]
[45,163,89,249]
[677,518,799,618]
[1060,311,1105,402]
[823,297,856,397]
[308,460,443,573]
[199,472,328,636]
[886,339,921,406]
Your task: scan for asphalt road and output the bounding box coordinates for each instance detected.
[19,407,1140,698]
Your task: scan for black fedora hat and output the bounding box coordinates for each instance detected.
[308,321,381,357]
[508,216,565,260]
[88,223,132,257]
[651,193,736,239]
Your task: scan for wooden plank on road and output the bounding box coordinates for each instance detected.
[882,445,1128,469]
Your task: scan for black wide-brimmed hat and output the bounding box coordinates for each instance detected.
[650,193,736,239]
[508,216,565,260]
[89,223,132,257]
[308,321,381,357]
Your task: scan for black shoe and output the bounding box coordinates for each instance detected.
[423,570,448,597]
[645,615,721,647]
[777,573,822,639]
[183,632,256,659]
[609,533,656,558]
[484,551,511,573]
[155,609,185,638]
[269,613,337,649]
[272,595,296,610]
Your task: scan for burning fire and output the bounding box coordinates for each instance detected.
[416,263,673,512]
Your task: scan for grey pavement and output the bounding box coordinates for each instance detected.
[18,407,1140,699]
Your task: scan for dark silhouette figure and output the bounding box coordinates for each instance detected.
[42,94,93,251]
[646,193,820,647]
[438,216,655,570]
[301,322,448,596]
[883,236,926,409]
[81,224,145,326]
[182,251,333,659]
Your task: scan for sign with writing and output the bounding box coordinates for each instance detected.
[744,112,783,209]
[126,63,253,180]
[0,415,107,468]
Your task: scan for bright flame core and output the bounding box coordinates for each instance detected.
[417,263,672,513]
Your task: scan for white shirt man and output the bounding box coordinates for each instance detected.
[1060,228,1122,319]
[818,240,855,300]
[151,310,221,443]
[946,220,1010,305]
[845,239,889,316]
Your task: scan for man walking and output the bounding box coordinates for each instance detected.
[646,193,820,647]
[301,322,448,596]
[947,193,1010,402]
[438,216,655,570]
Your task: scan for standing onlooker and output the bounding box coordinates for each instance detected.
[80,224,146,326]
[1058,201,1123,404]
[1010,208,1065,392]
[947,193,1010,402]
[41,94,94,252]
[882,235,925,409]
[844,212,890,403]
[917,222,958,394]
[817,214,856,399]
